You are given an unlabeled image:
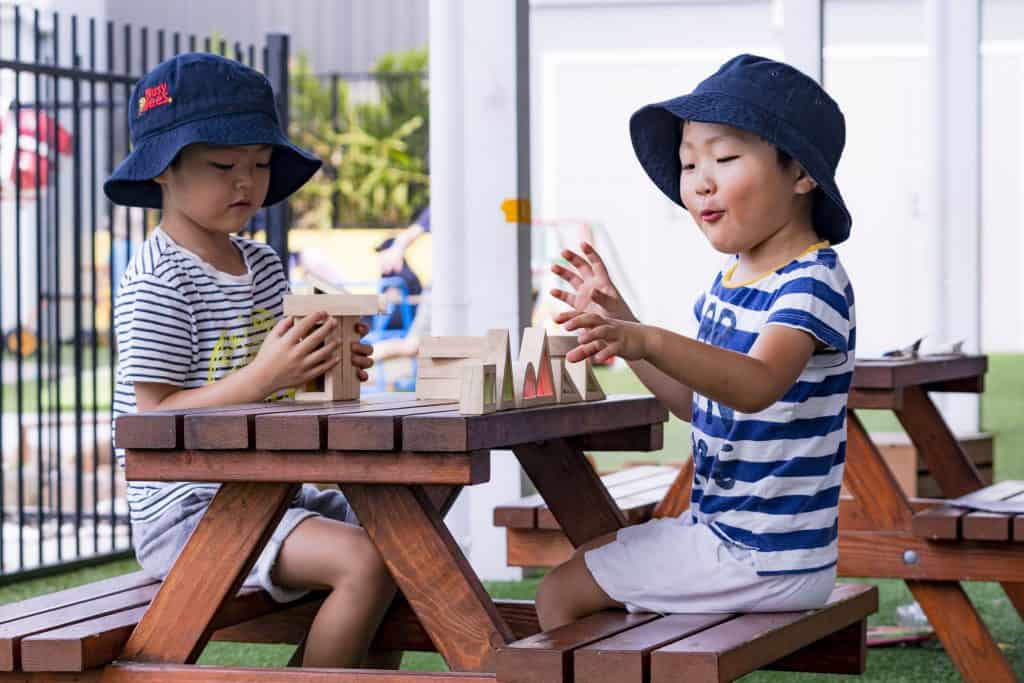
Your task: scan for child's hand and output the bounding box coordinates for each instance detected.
[551,242,636,322]
[555,310,647,363]
[250,312,344,395]
[351,321,374,382]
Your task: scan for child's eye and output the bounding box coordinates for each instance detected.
[210,162,233,171]
[256,162,271,169]
[717,156,739,163]
[681,163,695,171]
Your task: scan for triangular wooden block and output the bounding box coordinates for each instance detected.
[512,360,542,408]
[485,329,516,410]
[552,358,582,404]
[518,328,556,406]
[567,357,606,401]
[459,361,497,415]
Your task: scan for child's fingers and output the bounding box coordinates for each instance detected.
[582,242,612,279]
[562,311,603,331]
[305,355,341,383]
[550,289,577,308]
[562,249,594,277]
[302,339,341,369]
[357,368,369,382]
[553,309,582,325]
[593,343,617,364]
[590,289,613,307]
[271,316,293,337]
[286,311,328,342]
[551,263,583,289]
[354,321,370,337]
[295,319,339,355]
[350,350,374,370]
[566,340,601,363]
[351,341,373,356]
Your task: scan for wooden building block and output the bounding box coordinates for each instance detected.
[460,361,497,415]
[548,335,579,359]
[282,294,380,317]
[567,357,605,402]
[419,336,488,359]
[552,358,582,404]
[284,293,382,402]
[512,361,542,408]
[518,328,557,405]
[485,330,516,410]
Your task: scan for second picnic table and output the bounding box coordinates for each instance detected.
[114,392,668,677]
[842,355,1024,682]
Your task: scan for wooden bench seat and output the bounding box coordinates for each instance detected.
[913,480,1024,542]
[0,570,543,674]
[494,465,680,568]
[496,582,878,683]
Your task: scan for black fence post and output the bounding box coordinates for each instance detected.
[265,33,290,275]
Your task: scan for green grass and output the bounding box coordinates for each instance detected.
[1,354,1021,678]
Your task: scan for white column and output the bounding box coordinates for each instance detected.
[779,0,823,82]
[927,0,981,433]
[430,0,529,581]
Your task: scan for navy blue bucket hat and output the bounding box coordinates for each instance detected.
[104,52,321,209]
[630,54,852,245]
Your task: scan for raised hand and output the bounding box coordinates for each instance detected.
[550,241,636,322]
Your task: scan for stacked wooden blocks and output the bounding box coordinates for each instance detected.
[283,292,382,401]
[415,328,605,415]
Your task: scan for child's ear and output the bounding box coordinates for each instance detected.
[153,168,171,187]
[793,165,817,196]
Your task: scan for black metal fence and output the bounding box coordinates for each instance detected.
[0,7,290,581]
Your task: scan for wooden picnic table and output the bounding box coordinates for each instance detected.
[113,392,668,679]
[842,355,1023,682]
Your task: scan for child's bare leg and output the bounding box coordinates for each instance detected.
[272,516,397,668]
[535,531,624,630]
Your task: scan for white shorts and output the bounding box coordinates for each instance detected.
[584,514,836,614]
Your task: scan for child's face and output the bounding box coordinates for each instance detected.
[678,121,813,255]
[156,143,272,234]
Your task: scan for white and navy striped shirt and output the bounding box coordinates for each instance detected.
[689,242,855,576]
[113,227,287,524]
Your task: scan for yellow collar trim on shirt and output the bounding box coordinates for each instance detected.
[721,240,830,289]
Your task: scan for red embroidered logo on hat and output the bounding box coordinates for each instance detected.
[138,82,173,115]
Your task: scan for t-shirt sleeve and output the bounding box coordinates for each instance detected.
[115,274,195,386]
[764,266,852,355]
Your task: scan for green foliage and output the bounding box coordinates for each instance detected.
[288,49,429,230]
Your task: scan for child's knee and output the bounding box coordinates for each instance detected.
[342,530,392,589]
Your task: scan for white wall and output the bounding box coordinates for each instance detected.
[531,0,1024,355]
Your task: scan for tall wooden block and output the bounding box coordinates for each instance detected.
[485,329,516,410]
[512,361,541,408]
[283,294,381,402]
[567,357,605,402]
[552,358,582,404]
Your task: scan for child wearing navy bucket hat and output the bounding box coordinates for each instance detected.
[106,53,396,668]
[538,54,856,628]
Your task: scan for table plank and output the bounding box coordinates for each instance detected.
[852,356,987,391]
[254,400,454,450]
[401,395,667,452]
[327,403,460,451]
[121,482,296,664]
[125,450,490,485]
[342,484,513,672]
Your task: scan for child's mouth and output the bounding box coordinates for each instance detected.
[229,201,252,208]
[701,210,724,223]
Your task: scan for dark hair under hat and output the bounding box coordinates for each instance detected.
[629,54,851,245]
[104,52,321,209]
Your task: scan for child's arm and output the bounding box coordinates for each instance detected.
[557,310,815,415]
[550,243,693,420]
[136,315,374,412]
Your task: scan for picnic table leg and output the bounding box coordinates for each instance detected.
[909,579,1017,683]
[342,483,514,672]
[844,411,914,530]
[895,386,984,496]
[121,481,297,664]
[513,438,627,546]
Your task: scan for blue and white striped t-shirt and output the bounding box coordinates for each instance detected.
[113,227,287,525]
[688,242,855,576]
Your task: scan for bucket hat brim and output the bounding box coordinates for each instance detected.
[103,110,321,209]
[630,91,852,245]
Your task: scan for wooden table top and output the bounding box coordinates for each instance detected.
[851,355,986,391]
[116,393,668,454]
